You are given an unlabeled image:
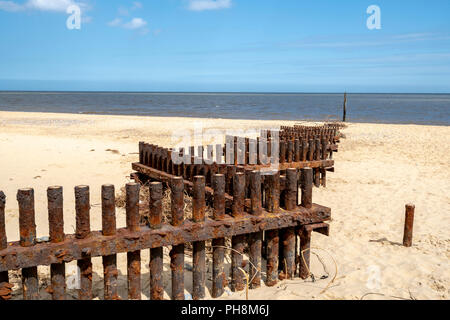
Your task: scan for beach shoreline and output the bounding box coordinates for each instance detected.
[0,111,449,300]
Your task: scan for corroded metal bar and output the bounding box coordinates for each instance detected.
[192,176,206,300]
[225,165,236,196]
[321,138,327,160]
[133,160,334,182]
[265,229,279,286]
[315,138,321,161]
[171,177,184,227]
[75,185,92,300]
[212,237,225,298]
[299,227,311,279]
[265,171,280,213]
[0,204,330,272]
[281,169,297,279]
[313,168,319,188]
[0,191,10,300]
[17,188,38,300]
[48,186,64,243]
[248,231,262,289]
[149,182,164,300]
[281,228,295,279]
[250,170,262,216]
[18,188,36,247]
[47,186,65,300]
[321,168,327,187]
[403,204,415,247]
[170,177,184,300]
[0,192,6,250]
[301,139,307,162]
[212,174,226,298]
[126,183,141,300]
[213,174,226,220]
[301,168,313,209]
[101,185,118,300]
[287,140,294,163]
[232,172,245,217]
[231,172,245,292]
[126,183,140,232]
[294,139,300,162]
[170,243,184,300]
[279,141,286,163]
[308,139,314,161]
[231,234,245,292]
[249,170,262,289]
[285,168,297,210]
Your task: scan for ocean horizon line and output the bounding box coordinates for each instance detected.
[1,90,450,95]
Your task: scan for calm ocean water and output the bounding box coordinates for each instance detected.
[0,92,449,125]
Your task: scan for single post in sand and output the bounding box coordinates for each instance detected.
[342,92,347,122]
[403,204,415,247]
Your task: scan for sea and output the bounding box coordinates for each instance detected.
[0,92,449,125]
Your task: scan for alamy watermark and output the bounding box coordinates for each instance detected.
[169,123,280,171]
[366,5,381,30]
[66,5,82,30]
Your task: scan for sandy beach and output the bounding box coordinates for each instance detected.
[0,111,448,300]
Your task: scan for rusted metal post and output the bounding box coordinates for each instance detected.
[225,165,236,196]
[249,170,262,289]
[149,182,164,300]
[0,191,11,300]
[285,168,298,210]
[299,227,312,280]
[250,170,262,216]
[265,170,280,213]
[287,140,294,163]
[314,139,321,187]
[265,171,280,286]
[101,184,118,300]
[192,176,206,300]
[17,188,39,300]
[314,138,321,161]
[280,169,297,279]
[170,177,185,300]
[212,174,226,298]
[75,185,92,300]
[294,139,300,162]
[126,183,141,300]
[280,141,286,163]
[301,168,313,209]
[403,204,415,247]
[47,186,66,300]
[308,139,314,161]
[232,172,245,218]
[343,92,347,122]
[321,138,327,160]
[231,172,245,292]
[301,139,307,162]
[320,168,327,187]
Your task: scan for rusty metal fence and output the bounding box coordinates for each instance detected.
[0,167,330,300]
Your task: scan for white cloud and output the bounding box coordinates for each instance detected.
[123,17,147,29]
[108,17,148,31]
[131,1,142,10]
[0,0,87,12]
[188,0,232,11]
[107,18,122,27]
[0,1,24,11]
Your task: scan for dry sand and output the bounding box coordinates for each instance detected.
[0,111,448,300]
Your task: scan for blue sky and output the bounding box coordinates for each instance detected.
[0,0,449,92]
